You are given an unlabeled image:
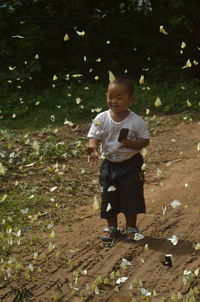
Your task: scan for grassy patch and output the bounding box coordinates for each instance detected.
[0,124,97,286]
[0,79,199,129]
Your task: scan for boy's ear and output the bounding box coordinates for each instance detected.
[130,95,135,104]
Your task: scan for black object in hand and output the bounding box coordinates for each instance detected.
[118,128,129,142]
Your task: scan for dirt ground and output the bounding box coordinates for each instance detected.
[1,115,200,302]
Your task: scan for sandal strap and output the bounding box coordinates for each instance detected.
[126,226,139,234]
[103,226,119,234]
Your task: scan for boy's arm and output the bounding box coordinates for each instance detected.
[87,138,100,163]
[121,137,150,150]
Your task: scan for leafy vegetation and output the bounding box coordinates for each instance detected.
[0,0,200,128]
[0,79,199,129]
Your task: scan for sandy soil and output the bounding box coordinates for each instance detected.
[1,116,200,302]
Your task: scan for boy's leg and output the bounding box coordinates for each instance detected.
[124,213,137,228]
[107,215,118,228]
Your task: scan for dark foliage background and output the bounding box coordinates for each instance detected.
[0,0,199,126]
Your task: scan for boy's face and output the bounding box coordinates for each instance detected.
[107,83,134,115]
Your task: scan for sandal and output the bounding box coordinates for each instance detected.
[99,226,120,242]
[125,226,139,242]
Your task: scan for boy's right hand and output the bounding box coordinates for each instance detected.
[86,147,99,164]
[87,150,99,164]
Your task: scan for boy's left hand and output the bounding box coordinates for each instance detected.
[120,138,150,150]
[120,138,135,149]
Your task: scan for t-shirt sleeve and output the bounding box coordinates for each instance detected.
[87,114,104,140]
[136,118,150,139]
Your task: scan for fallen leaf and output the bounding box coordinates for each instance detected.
[140,287,151,296]
[50,231,56,238]
[193,243,200,250]
[76,97,81,104]
[187,100,192,107]
[33,252,38,259]
[139,75,144,84]
[12,35,25,39]
[91,107,102,113]
[146,108,150,115]
[141,163,146,171]
[64,119,73,126]
[0,162,6,174]
[64,33,69,41]
[76,30,85,36]
[50,186,58,192]
[109,271,115,279]
[28,263,34,272]
[156,168,162,177]
[113,286,119,293]
[92,195,99,210]
[72,73,83,78]
[182,59,192,69]
[20,208,29,214]
[142,148,148,156]
[9,66,16,71]
[155,97,162,107]
[170,200,181,208]
[50,115,55,122]
[48,242,55,251]
[108,71,116,83]
[94,285,99,295]
[106,203,112,212]
[107,185,116,192]
[134,233,144,241]
[0,194,7,203]
[93,119,101,126]
[167,235,178,245]
[32,140,40,151]
[159,25,168,35]
[162,206,167,216]
[183,270,192,276]
[120,258,132,269]
[181,41,186,49]
[116,277,128,284]
[194,267,199,276]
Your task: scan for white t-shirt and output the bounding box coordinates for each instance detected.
[87,110,150,162]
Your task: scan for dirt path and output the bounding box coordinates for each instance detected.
[1,117,200,302]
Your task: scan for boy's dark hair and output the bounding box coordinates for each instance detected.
[112,75,135,96]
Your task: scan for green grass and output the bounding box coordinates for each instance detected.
[0,126,87,259]
[0,79,199,129]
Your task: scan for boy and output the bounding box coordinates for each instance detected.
[87,76,150,241]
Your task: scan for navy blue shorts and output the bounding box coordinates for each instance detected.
[99,153,146,218]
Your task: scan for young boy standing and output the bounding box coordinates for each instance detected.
[87,76,150,241]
